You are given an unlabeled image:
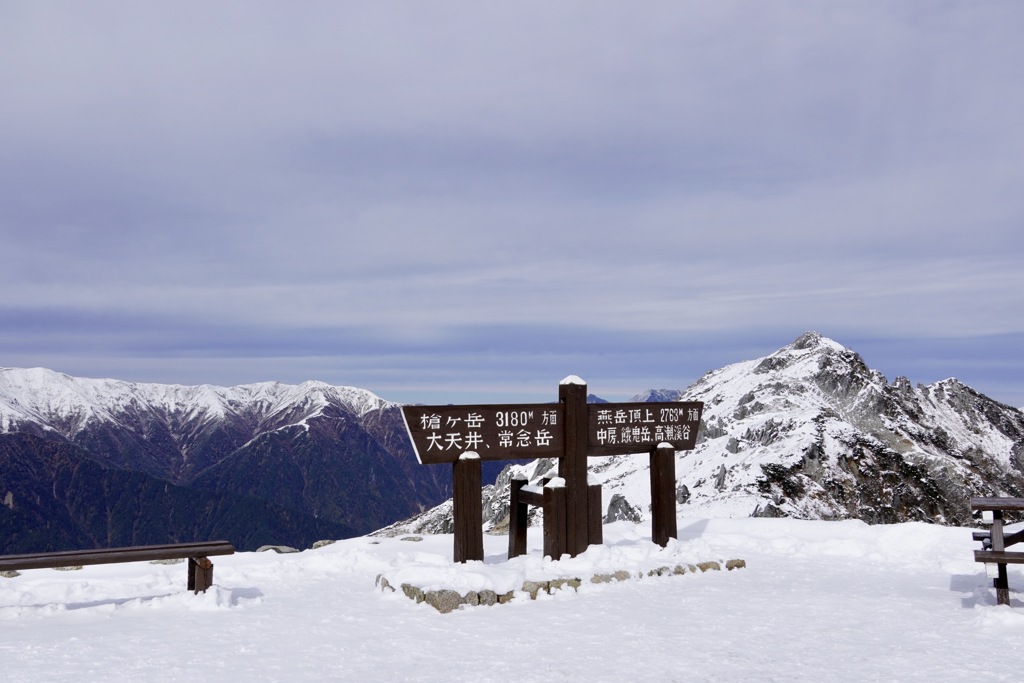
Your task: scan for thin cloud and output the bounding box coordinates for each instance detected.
[1,2,1022,406]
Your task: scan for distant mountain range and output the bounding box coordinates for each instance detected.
[0,371,455,553]
[381,332,1024,536]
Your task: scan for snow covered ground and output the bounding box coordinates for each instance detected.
[2,518,1022,682]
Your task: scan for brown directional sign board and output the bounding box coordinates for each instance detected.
[587,402,704,456]
[402,404,564,464]
[402,400,703,464]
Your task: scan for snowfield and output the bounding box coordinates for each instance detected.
[2,518,1022,682]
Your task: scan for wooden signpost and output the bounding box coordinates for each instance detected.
[402,376,703,563]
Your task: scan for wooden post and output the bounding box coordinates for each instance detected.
[559,377,590,557]
[650,443,678,547]
[188,557,214,593]
[453,452,484,563]
[992,509,1010,605]
[996,563,1010,606]
[588,477,603,547]
[508,474,528,559]
[542,478,567,560]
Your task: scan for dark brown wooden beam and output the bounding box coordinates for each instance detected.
[516,486,545,507]
[650,443,677,547]
[508,475,529,559]
[588,480,603,547]
[974,550,1024,564]
[542,480,567,560]
[1005,529,1024,548]
[187,557,215,593]
[452,453,483,563]
[996,563,1010,606]
[559,378,590,557]
[979,528,1024,548]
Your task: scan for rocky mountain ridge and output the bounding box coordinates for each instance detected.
[0,368,448,553]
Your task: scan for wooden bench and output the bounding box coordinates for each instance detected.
[0,541,236,593]
[971,497,1024,606]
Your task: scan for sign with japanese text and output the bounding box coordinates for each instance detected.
[402,404,564,464]
[402,400,704,463]
[587,402,704,456]
[402,377,705,563]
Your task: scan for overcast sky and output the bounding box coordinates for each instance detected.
[2,1,1022,406]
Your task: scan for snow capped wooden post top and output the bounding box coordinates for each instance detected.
[400,378,704,563]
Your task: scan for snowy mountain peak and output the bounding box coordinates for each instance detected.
[685,332,887,424]
[0,367,395,464]
[789,330,840,351]
[759,331,869,380]
[630,389,683,403]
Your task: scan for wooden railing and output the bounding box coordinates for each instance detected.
[0,541,236,593]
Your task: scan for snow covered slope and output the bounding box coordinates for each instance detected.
[2,517,1021,682]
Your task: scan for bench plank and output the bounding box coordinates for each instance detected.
[0,541,235,572]
[971,497,1024,513]
[974,550,1024,565]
